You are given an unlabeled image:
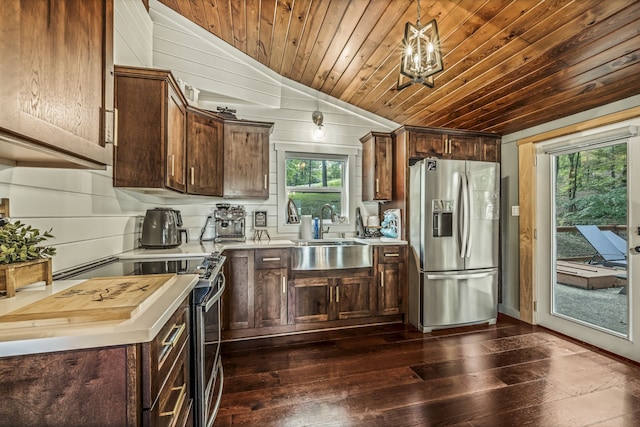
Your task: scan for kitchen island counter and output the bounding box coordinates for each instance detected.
[0,274,199,357]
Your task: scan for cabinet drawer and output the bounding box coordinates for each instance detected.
[144,337,191,427]
[255,249,290,269]
[142,297,190,409]
[376,246,406,263]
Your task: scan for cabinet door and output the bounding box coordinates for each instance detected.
[186,109,223,196]
[447,134,479,160]
[222,250,254,330]
[0,0,113,167]
[223,123,270,198]
[335,276,376,320]
[409,132,446,158]
[165,86,187,193]
[376,246,407,316]
[255,267,288,327]
[479,137,501,162]
[288,277,331,323]
[362,133,393,201]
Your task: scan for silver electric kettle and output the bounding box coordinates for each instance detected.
[140,208,189,248]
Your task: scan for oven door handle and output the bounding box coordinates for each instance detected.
[204,273,226,312]
[206,359,224,427]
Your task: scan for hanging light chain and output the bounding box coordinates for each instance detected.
[416,0,421,28]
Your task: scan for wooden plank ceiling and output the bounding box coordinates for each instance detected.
[157,0,640,135]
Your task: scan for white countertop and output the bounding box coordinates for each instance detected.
[118,237,407,259]
[0,274,199,357]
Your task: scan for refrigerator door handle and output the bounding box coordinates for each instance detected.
[426,270,497,280]
[458,173,466,258]
[463,171,472,258]
[459,171,471,258]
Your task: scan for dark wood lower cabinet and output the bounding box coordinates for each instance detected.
[222,248,406,341]
[288,269,376,323]
[0,346,134,427]
[254,249,289,328]
[376,245,407,316]
[0,298,191,427]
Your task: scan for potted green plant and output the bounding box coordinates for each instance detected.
[0,221,56,297]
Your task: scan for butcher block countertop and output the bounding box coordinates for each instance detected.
[0,274,199,358]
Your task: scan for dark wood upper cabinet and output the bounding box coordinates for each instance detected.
[399,126,500,162]
[360,132,393,201]
[223,121,272,199]
[186,108,224,196]
[0,0,114,168]
[114,66,273,198]
[113,66,187,192]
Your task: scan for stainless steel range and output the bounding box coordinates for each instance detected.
[191,253,226,427]
[53,253,227,427]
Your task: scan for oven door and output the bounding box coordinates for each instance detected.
[193,272,225,427]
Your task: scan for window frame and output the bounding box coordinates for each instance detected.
[285,152,346,218]
[275,143,358,235]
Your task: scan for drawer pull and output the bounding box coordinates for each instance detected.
[160,383,187,418]
[385,253,400,257]
[162,323,186,348]
[262,257,281,262]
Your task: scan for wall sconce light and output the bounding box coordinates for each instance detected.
[397,0,444,90]
[312,110,326,140]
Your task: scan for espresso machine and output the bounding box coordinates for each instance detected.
[212,204,246,242]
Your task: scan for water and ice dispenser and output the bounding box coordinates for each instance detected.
[432,199,453,237]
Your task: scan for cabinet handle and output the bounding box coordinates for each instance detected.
[264,174,268,190]
[190,167,195,185]
[113,108,118,147]
[448,139,453,154]
[160,383,187,418]
[330,286,333,303]
[170,155,175,177]
[162,323,186,348]
[262,257,281,262]
[381,266,385,288]
[375,178,379,193]
[282,276,286,294]
[336,285,339,303]
[385,253,400,257]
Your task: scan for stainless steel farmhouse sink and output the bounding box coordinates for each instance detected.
[291,240,373,270]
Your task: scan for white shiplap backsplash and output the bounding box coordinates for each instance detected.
[0,0,397,273]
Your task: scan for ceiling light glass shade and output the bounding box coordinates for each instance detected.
[312,125,326,140]
[398,19,443,90]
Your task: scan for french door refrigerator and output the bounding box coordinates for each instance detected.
[408,158,500,332]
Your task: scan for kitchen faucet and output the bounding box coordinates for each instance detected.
[319,204,335,239]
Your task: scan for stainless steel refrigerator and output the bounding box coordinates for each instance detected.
[408,158,500,332]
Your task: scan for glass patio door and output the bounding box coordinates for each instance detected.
[535,126,639,361]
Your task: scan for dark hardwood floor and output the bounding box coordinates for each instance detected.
[214,316,640,426]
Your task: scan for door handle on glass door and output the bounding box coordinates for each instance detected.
[635,246,640,253]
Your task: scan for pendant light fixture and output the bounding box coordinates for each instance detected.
[397,0,444,90]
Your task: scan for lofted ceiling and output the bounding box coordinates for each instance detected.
[156,0,640,135]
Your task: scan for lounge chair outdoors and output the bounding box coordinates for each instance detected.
[575,225,627,268]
